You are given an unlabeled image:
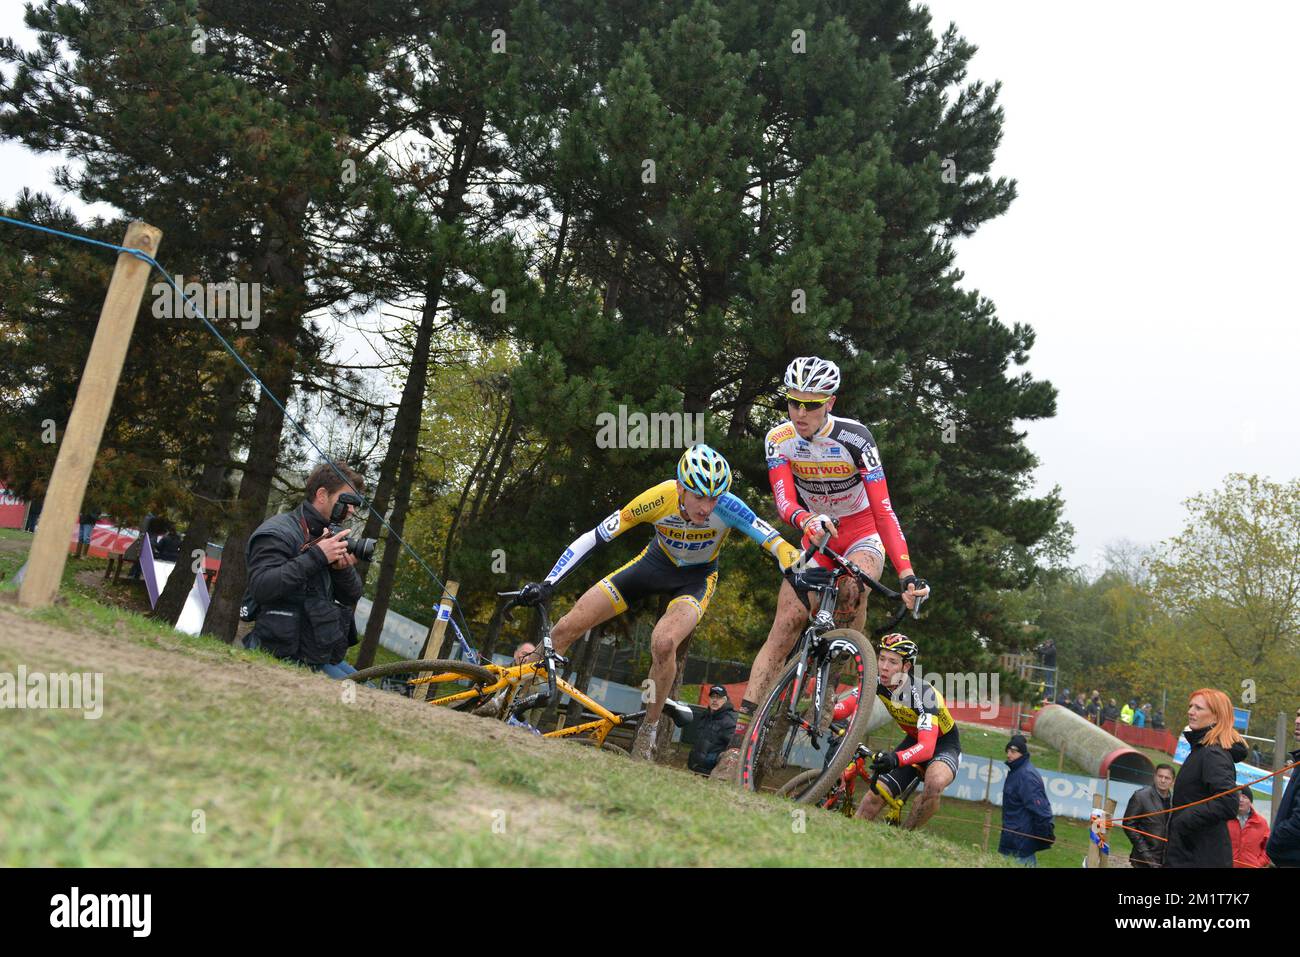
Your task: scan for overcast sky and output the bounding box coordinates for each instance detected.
[3,3,1297,569]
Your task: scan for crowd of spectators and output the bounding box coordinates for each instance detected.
[1052,687,1164,730]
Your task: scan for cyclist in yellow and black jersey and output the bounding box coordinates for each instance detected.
[515,445,801,761]
[843,633,961,830]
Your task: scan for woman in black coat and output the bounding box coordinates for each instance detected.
[1166,688,1248,867]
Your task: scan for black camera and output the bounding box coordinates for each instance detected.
[329,492,378,562]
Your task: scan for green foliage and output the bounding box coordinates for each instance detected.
[473,0,1061,673]
[1029,475,1300,735]
[2,1,1067,678]
[1146,474,1300,728]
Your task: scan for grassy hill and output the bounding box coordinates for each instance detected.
[0,534,1005,867]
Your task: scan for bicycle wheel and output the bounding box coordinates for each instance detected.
[739,628,877,804]
[346,658,496,704]
[572,736,630,757]
[778,771,851,814]
[775,768,819,799]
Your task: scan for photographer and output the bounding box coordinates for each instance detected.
[242,462,368,679]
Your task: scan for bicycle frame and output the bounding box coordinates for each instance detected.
[409,594,652,747]
[772,544,914,769]
[404,660,639,746]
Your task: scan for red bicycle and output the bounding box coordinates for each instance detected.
[776,693,920,823]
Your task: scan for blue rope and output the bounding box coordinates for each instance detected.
[0,213,477,641]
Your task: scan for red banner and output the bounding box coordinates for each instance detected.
[0,485,27,529]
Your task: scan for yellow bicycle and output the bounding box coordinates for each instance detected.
[346,590,692,753]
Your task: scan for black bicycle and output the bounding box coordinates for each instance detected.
[738,543,925,804]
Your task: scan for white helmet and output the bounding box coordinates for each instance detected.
[783,356,840,396]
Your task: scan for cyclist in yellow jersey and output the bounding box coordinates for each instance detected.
[849,634,961,830]
[515,445,802,761]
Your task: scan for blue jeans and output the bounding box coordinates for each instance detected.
[315,660,358,680]
[78,524,94,545]
[1000,851,1037,867]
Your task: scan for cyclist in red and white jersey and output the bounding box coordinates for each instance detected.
[712,356,930,781]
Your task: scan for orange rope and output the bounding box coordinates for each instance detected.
[1112,759,1298,825]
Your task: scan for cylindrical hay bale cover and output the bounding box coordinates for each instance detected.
[1032,704,1155,784]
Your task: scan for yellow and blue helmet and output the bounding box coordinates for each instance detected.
[677,444,732,497]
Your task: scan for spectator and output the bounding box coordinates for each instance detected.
[1265,705,1300,868]
[473,642,541,719]
[998,734,1054,866]
[1152,708,1166,730]
[75,507,100,559]
[1250,745,1264,766]
[1133,704,1147,729]
[1166,688,1248,867]
[1228,789,1270,868]
[155,526,182,563]
[1120,699,1136,725]
[1036,638,1057,669]
[1071,693,1088,717]
[24,497,42,532]
[1035,639,1057,700]
[1085,695,1101,725]
[1102,698,1121,725]
[687,685,736,775]
[1121,764,1174,867]
[125,515,163,580]
[241,462,365,680]
[1055,687,1071,708]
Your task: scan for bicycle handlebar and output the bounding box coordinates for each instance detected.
[498,589,559,699]
[795,542,901,601]
[793,543,925,635]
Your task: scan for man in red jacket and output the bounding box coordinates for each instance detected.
[1228,789,1270,868]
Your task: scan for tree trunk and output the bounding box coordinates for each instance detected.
[439,402,508,582]
[476,595,509,663]
[154,363,242,625]
[354,269,445,668]
[353,112,485,651]
[355,422,418,668]
[202,347,295,643]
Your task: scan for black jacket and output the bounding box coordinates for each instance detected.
[1265,748,1300,867]
[687,702,736,773]
[1121,784,1172,865]
[1165,726,1246,868]
[243,502,362,666]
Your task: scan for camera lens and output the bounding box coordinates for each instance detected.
[346,536,377,562]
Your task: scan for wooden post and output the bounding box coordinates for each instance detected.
[419,581,459,702]
[18,222,162,609]
[1086,793,1118,868]
[982,806,993,852]
[420,580,459,658]
[1086,793,1103,867]
[1275,711,1291,779]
